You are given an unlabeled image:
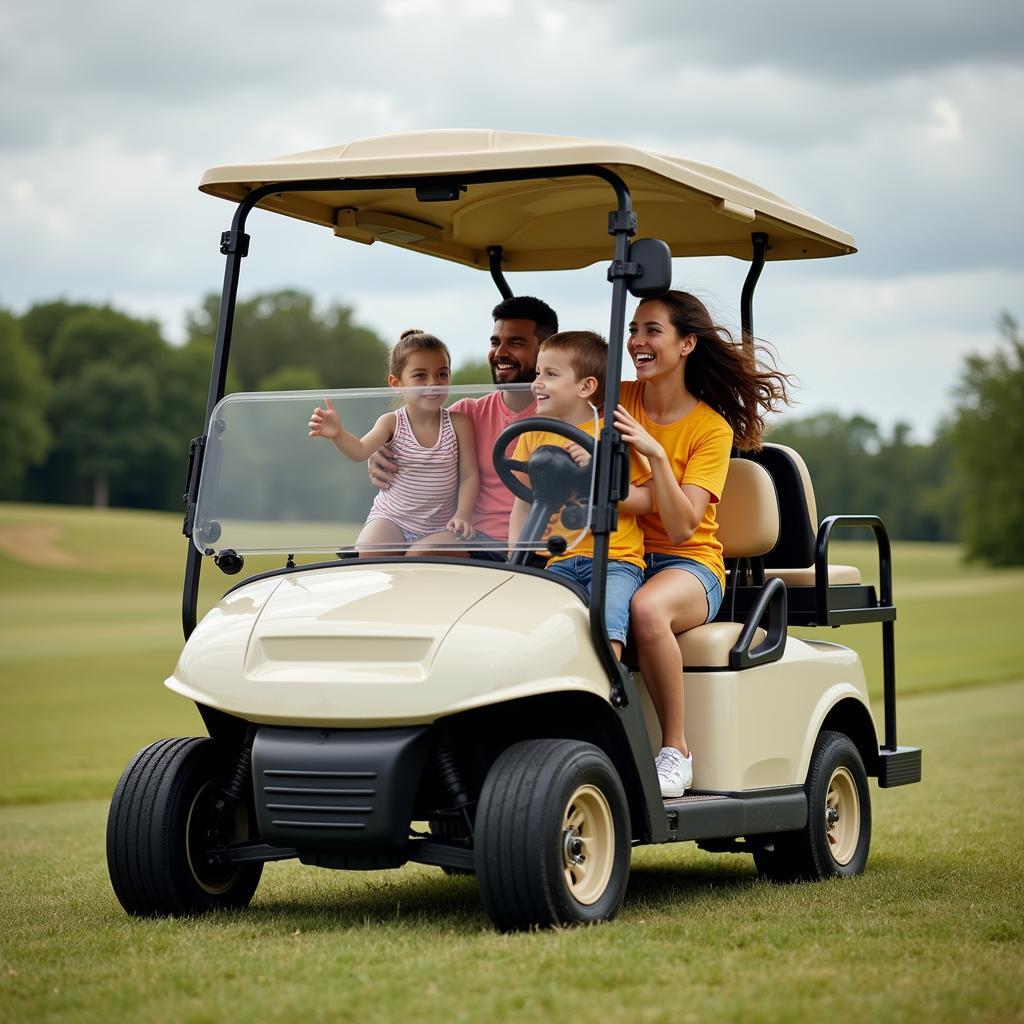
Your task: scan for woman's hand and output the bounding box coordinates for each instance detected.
[613,405,664,461]
[309,398,342,440]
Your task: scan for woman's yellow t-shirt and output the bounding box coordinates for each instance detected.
[512,417,651,569]
[620,381,733,587]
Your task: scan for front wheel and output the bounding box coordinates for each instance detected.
[474,739,631,931]
[106,737,263,916]
[753,730,871,882]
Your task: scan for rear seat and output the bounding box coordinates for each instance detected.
[746,443,861,587]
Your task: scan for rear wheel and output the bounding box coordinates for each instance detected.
[107,737,263,916]
[474,739,631,931]
[753,730,871,882]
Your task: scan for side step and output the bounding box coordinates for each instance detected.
[662,788,806,842]
[877,746,922,787]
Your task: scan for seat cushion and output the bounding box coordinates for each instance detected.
[678,622,767,669]
[765,564,862,587]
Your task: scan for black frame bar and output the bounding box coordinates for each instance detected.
[486,245,513,299]
[814,514,898,750]
[740,232,769,349]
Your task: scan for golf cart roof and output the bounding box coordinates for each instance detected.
[199,129,855,271]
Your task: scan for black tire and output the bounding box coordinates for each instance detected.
[106,737,263,916]
[753,730,871,882]
[474,739,631,931]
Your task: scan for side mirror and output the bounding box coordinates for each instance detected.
[626,237,672,298]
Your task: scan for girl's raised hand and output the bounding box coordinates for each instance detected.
[308,398,341,439]
[613,404,662,461]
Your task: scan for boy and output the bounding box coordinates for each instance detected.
[508,331,653,658]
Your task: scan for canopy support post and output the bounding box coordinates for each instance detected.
[182,222,251,639]
[740,232,769,350]
[487,245,513,299]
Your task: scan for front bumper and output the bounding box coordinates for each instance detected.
[251,725,433,861]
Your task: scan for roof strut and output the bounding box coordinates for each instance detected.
[740,232,769,350]
[487,245,513,299]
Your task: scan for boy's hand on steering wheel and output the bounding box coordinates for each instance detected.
[565,442,591,468]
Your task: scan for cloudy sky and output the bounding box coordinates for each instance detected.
[3,0,1021,439]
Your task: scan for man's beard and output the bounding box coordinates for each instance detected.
[490,359,535,385]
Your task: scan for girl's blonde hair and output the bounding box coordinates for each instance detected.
[388,329,450,378]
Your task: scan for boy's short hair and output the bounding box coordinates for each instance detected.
[540,330,608,406]
[491,295,559,342]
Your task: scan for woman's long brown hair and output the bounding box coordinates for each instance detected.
[641,291,793,451]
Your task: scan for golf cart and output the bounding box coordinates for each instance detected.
[106,130,921,930]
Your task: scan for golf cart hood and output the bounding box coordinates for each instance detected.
[166,562,610,726]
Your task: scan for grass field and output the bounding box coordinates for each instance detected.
[1,503,1023,1022]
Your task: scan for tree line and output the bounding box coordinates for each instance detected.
[1,293,1020,565]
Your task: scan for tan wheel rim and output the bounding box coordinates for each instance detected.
[824,767,860,866]
[561,784,615,905]
[186,779,247,895]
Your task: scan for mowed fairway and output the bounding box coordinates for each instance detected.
[1,503,1023,1022]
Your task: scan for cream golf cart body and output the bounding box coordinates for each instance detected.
[106,130,921,930]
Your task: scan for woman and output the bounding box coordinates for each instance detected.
[614,291,791,796]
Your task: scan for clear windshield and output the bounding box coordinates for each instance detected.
[193,384,599,560]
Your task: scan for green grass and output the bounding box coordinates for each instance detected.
[1,502,1023,1021]
[2,502,1022,806]
[795,541,1024,696]
[0,681,1021,1023]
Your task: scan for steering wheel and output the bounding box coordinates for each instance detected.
[493,417,596,504]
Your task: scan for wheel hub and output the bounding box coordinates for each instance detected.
[560,784,615,906]
[563,829,585,866]
[824,766,860,866]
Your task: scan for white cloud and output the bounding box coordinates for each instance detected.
[0,0,1020,438]
[927,97,963,141]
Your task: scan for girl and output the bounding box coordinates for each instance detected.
[613,291,791,796]
[309,329,478,554]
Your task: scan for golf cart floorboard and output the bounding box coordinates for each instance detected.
[662,788,806,842]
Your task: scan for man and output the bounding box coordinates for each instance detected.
[369,296,558,557]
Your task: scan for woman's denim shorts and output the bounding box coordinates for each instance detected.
[643,553,724,623]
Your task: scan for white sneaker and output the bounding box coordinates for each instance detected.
[656,746,693,798]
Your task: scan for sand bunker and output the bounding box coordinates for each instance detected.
[0,523,84,568]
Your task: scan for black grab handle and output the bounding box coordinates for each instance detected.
[729,576,788,670]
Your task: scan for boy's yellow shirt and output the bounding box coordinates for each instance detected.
[512,417,651,569]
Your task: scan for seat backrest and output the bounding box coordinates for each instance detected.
[716,459,779,558]
[744,443,817,568]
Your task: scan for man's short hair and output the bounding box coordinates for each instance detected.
[491,295,559,342]
[540,330,608,406]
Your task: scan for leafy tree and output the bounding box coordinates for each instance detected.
[186,289,388,392]
[0,311,51,498]
[260,366,324,393]
[767,411,957,542]
[951,313,1024,565]
[50,361,175,507]
[452,358,492,386]
[767,411,879,516]
[49,308,164,381]
[20,300,96,365]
